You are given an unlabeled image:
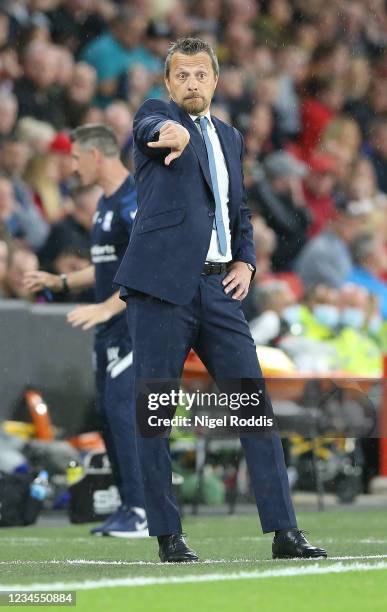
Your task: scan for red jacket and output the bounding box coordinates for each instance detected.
[299,99,334,156]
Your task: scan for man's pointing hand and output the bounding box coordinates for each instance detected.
[148,121,190,166]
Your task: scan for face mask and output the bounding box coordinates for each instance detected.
[312,304,340,329]
[282,304,302,326]
[340,307,365,330]
[368,315,383,335]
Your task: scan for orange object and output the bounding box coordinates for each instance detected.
[265,376,306,401]
[183,350,209,380]
[67,432,106,452]
[24,390,55,441]
[183,349,306,399]
[182,352,380,409]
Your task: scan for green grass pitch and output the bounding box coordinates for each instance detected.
[0,509,387,611]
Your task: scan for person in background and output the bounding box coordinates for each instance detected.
[251,215,277,281]
[142,20,172,98]
[38,184,99,289]
[209,103,232,126]
[3,247,38,299]
[294,197,370,290]
[16,117,55,155]
[283,284,340,342]
[221,22,256,69]
[43,243,95,304]
[117,20,170,105]
[47,189,91,259]
[0,175,23,242]
[332,283,382,376]
[215,66,251,130]
[298,76,344,157]
[79,106,105,126]
[104,102,134,169]
[59,62,97,129]
[249,280,295,346]
[243,102,275,169]
[280,284,341,372]
[0,174,49,250]
[0,8,10,49]
[80,7,148,107]
[0,91,18,141]
[366,118,387,195]
[273,44,308,141]
[320,116,361,168]
[0,9,21,88]
[13,41,66,128]
[255,0,294,47]
[23,151,68,223]
[346,76,387,140]
[54,44,75,89]
[48,132,76,198]
[251,71,283,147]
[345,156,386,211]
[0,134,49,250]
[303,152,337,237]
[241,215,277,322]
[47,0,115,53]
[0,238,9,298]
[124,63,157,112]
[248,151,310,271]
[347,233,387,319]
[24,123,147,538]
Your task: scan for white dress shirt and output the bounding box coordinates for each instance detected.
[189,111,232,263]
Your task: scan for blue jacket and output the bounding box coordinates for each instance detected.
[114,98,256,305]
[346,265,387,319]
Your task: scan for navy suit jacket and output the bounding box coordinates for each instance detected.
[114,98,256,306]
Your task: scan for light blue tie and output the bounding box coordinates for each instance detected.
[196,116,228,256]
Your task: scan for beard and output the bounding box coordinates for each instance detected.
[180,94,208,115]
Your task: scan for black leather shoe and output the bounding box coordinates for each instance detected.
[272,529,327,559]
[158,534,199,563]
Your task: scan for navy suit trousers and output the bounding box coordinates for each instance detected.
[126,272,297,536]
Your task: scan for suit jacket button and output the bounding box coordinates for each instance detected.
[208,211,215,217]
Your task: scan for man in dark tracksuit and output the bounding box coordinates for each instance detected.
[24,125,147,537]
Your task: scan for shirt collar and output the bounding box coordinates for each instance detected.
[189,110,214,130]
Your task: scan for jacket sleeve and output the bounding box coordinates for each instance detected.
[133,98,177,159]
[232,128,257,279]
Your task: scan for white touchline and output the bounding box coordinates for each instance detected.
[0,537,94,544]
[1,554,387,567]
[2,536,387,545]
[1,560,387,591]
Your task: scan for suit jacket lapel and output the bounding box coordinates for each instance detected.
[169,100,214,199]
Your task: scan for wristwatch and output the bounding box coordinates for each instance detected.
[60,274,70,294]
[246,263,255,274]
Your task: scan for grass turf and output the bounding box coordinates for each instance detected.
[0,509,386,611]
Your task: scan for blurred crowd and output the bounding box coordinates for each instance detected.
[1,0,387,373]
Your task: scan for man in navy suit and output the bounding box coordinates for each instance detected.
[115,38,327,562]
